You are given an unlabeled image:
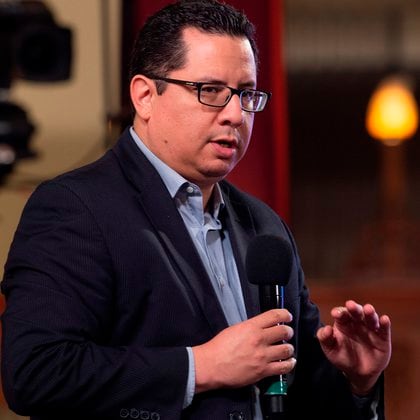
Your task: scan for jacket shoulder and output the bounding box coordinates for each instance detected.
[220,180,287,229]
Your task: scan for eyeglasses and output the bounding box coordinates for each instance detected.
[147,75,271,113]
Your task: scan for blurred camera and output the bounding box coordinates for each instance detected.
[0,0,72,181]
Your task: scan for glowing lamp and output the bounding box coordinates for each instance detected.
[366,76,419,146]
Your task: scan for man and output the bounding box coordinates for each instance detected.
[1,1,391,419]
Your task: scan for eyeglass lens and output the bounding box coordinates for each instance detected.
[199,84,267,111]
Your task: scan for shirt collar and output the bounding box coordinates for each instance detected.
[129,126,225,216]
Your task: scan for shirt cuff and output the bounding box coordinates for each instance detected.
[183,347,196,409]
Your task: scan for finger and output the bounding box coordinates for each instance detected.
[330,306,352,323]
[331,301,364,324]
[363,304,380,330]
[317,325,336,348]
[250,309,293,329]
[266,343,295,362]
[263,324,294,344]
[344,300,364,321]
[264,325,294,345]
[266,357,297,376]
[378,314,392,338]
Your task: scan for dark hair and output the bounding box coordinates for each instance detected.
[128,0,258,92]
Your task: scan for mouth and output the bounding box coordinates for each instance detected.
[217,141,234,148]
[212,138,238,149]
[209,137,239,160]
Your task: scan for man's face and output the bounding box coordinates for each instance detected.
[140,27,257,190]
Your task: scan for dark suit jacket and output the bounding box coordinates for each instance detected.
[1,129,384,420]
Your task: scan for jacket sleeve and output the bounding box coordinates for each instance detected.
[1,181,188,418]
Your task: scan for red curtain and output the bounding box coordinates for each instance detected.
[130,0,289,221]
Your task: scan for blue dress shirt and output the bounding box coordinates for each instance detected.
[129,127,266,417]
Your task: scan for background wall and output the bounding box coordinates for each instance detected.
[285,1,420,418]
[285,0,420,281]
[0,0,121,278]
[0,1,120,417]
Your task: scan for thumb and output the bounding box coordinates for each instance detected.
[317,325,336,350]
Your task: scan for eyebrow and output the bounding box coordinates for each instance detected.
[198,77,257,89]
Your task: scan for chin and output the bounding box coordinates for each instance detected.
[204,166,234,180]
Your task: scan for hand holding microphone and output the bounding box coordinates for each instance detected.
[192,235,296,410]
[246,235,295,419]
[192,308,295,393]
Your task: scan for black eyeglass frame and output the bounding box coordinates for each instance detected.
[146,75,272,113]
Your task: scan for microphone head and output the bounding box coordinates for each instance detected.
[246,235,293,286]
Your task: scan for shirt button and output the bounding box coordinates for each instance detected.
[130,409,140,418]
[120,409,130,418]
[229,412,245,420]
[186,186,194,194]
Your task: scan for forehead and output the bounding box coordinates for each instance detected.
[180,27,257,80]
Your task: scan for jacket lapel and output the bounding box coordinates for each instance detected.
[220,182,260,319]
[112,130,228,334]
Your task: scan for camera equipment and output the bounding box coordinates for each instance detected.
[0,0,72,182]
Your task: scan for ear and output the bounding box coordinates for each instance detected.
[130,75,156,120]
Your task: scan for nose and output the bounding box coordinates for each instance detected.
[218,93,244,127]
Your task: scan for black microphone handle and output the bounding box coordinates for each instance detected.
[259,284,285,312]
[245,235,293,419]
[260,284,288,419]
[263,396,287,420]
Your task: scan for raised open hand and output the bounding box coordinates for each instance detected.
[317,300,391,395]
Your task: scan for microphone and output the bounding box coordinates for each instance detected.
[246,235,293,419]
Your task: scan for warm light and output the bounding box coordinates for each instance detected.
[366,76,419,146]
